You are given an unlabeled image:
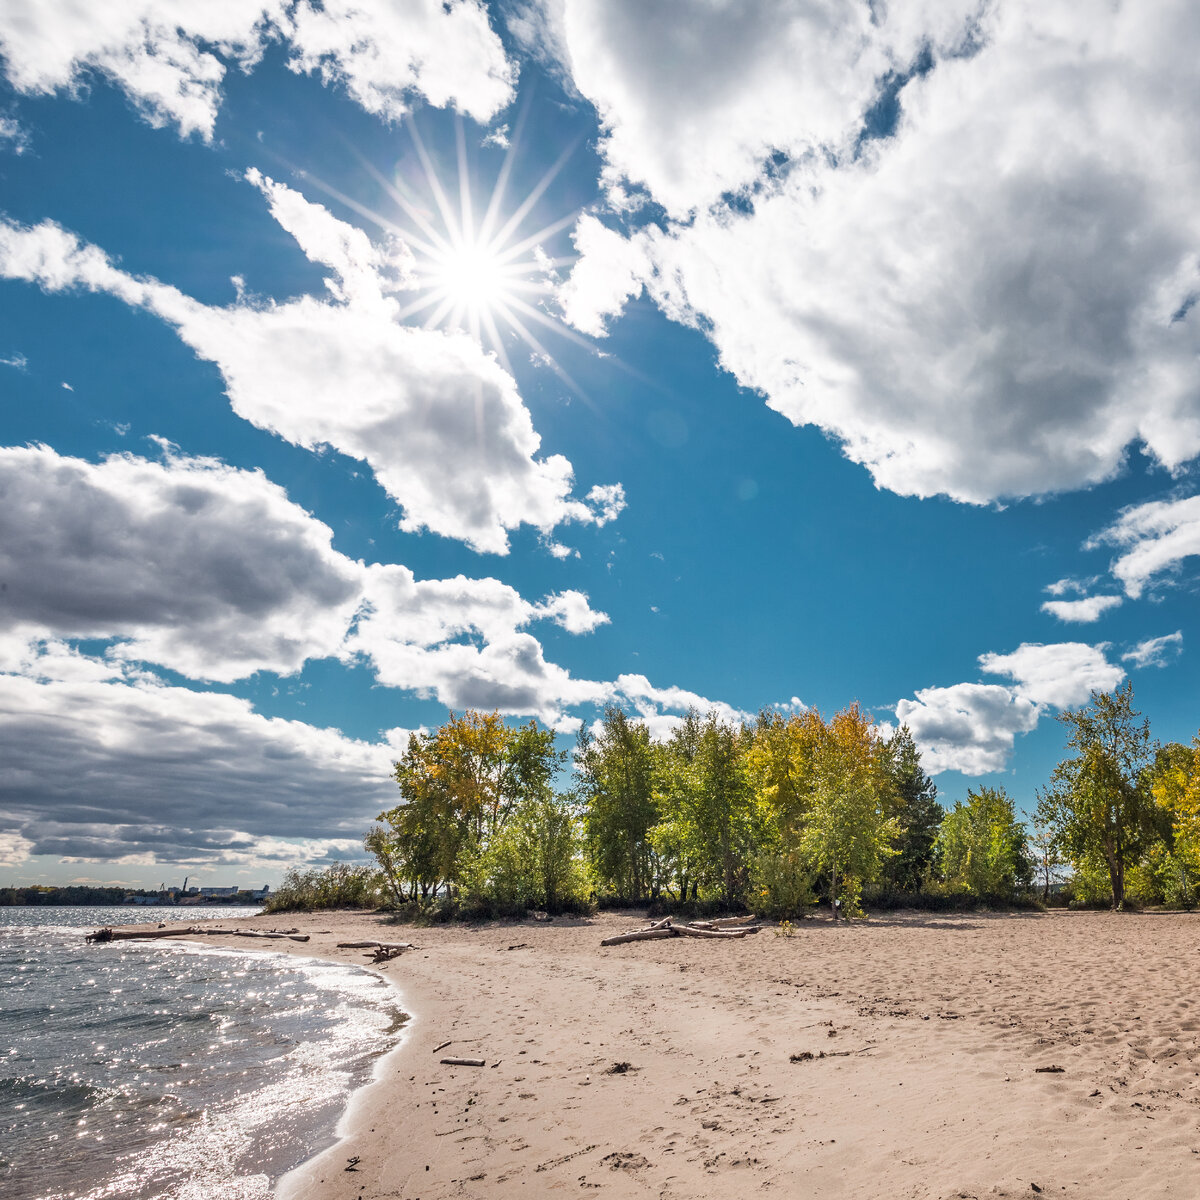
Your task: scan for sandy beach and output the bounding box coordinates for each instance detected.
[158,909,1200,1199]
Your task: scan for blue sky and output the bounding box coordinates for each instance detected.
[1,0,1198,887]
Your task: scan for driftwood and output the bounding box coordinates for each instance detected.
[87,925,309,944]
[600,927,677,946]
[337,939,414,964]
[441,1056,486,1067]
[336,940,414,950]
[600,917,764,947]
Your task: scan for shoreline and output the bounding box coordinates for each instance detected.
[147,907,1200,1199]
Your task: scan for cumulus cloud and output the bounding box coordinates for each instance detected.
[1088,493,1200,598]
[559,0,1200,505]
[0,445,621,723]
[895,683,1040,776]
[978,642,1124,710]
[0,0,513,140]
[1040,594,1123,623]
[1122,631,1184,669]
[286,0,514,125]
[0,178,623,554]
[0,656,399,867]
[897,641,1124,774]
[553,0,980,218]
[0,444,363,681]
[557,214,649,336]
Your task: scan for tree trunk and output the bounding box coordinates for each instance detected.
[831,861,839,921]
[1104,838,1124,911]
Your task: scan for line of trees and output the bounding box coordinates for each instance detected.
[365,703,1036,917]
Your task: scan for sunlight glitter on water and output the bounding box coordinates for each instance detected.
[0,908,406,1200]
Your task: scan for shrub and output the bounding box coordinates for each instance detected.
[264,862,381,912]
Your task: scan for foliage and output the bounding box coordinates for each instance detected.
[477,793,590,914]
[370,710,567,910]
[265,862,380,912]
[883,725,942,891]
[751,847,815,918]
[935,786,1031,896]
[794,704,899,918]
[575,707,659,901]
[1037,682,1155,910]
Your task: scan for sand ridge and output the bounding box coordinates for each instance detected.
[167,909,1200,1198]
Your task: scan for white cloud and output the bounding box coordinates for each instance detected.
[0,0,513,141]
[1088,493,1200,598]
[0,444,363,682]
[286,0,515,126]
[554,0,979,219]
[1040,595,1123,623]
[0,656,399,866]
[0,183,623,554]
[1122,631,1184,669]
[978,641,1123,710]
[557,214,649,336]
[0,829,33,867]
[532,589,611,634]
[0,444,622,726]
[560,0,1200,505]
[612,672,750,740]
[898,640,1125,774]
[1043,576,1100,598]
[0,113,27,153]
[895,682,1040,776]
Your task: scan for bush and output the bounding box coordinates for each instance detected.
[264,862,382,912]
[751,848,815,919]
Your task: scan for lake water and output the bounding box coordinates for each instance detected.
[0,907,406,1199]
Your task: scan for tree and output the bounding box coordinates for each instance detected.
[575,707,659,901]
[484,792,589,913]
[1037,682,1155,911]
[1145,740,1200,907]
[797,704,898,919]
[937,786,1031,896]
[371,711,565,905]
[883,725,942,892]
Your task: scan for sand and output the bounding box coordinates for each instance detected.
[162,908,1200,1199]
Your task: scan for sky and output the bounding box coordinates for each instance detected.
[1,0,1198,889]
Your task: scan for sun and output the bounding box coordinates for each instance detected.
[433,237,509,309]
[301,115,589,379]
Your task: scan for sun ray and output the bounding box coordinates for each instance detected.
[477,95,532,248]
[487,138,581,254]
[406,119,463,247]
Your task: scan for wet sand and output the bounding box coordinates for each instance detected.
[168,908,1200,1198]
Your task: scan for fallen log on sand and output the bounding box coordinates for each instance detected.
[336,941,415,951]
[600,927,678,946]
[337,939,415,963]
[600,917,764,946]
[87,926,309,944]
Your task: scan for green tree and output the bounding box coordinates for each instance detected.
[371,711,565,906]
[797,704,898,919]
[483,792,589,913]
[1036,682,1155,911]
[883,725,941,892]
[936,786,1030,896]
[575,707,659,901]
